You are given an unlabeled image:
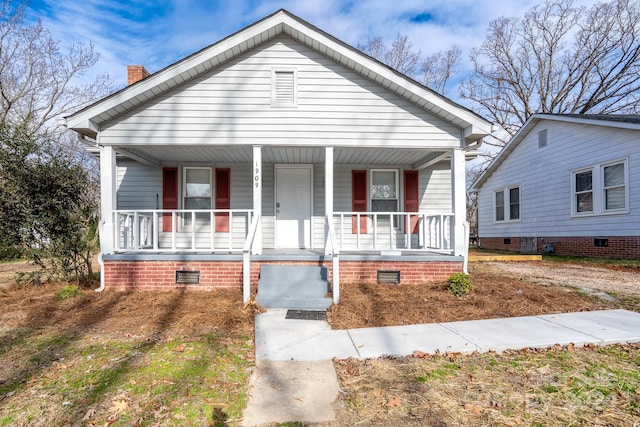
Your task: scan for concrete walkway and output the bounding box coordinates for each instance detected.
[243,309,640,425]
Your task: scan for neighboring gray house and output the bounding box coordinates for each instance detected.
[63,10,492,303]
[472,114,639,259]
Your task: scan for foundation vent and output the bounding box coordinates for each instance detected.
[377,270,401,284]
[175,270,200,284]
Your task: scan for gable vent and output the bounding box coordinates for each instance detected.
[273,70,296,106]
[538,129,548,148]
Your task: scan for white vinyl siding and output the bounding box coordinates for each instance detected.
[477,120,638,238]
[116,159,162,210]
[100,37,461,148]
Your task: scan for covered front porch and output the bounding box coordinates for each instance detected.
[98,144,470,303]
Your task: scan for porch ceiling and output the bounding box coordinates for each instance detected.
[115,145,449,166]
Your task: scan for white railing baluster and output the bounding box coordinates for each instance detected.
[171,212,176,250]
[228,211,233,250]
[210,211,215,250]
[372,213,377,250]
[133,212,139,249]
[153,212,159,250]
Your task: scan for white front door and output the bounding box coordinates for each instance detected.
[275,166,312,248]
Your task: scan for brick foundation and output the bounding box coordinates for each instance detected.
[103,259,463,290]
[479,236,640,259]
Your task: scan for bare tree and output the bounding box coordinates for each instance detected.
[358,34,461,96]
[0,1,111,138]
[461,0,640,145]
[359,34,421,75]
[421,45,461,95]
[0,0,110,277]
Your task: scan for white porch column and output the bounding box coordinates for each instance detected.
[252,145,263,254]
[324,146,334,255]
[99,145,117,254]
[451,147,467,257]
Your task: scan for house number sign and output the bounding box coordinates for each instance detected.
[254,161,261,189]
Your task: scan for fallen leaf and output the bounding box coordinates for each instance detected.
[413,350,429,359]
[173,344,185,352]
[386,397,402,407]
[81,407,96,421]
[463,402,483,416]
[110,399,129,414]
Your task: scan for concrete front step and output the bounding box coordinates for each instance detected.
[259,265,328,281]
[257,296,332,310]
[257,264,332,310]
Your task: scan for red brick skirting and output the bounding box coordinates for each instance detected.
[103,259,463,290]
[480,236,640,259]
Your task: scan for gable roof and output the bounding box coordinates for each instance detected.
[63,9,492,143]
[471,113,640,191]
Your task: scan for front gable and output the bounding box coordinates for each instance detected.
[64,9,491,148]
[99,36,462,150]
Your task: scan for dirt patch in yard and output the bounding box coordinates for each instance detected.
[482,260,640,296]
[328,261,637,329]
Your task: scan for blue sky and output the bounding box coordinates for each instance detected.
[26,0,601,89]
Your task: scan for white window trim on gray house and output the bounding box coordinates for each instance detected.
[494,185,520,222]
[571,158,629,217]
[370,169,399,213]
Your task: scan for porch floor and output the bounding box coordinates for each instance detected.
[104,248,461,262]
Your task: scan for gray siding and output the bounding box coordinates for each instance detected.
[100,37,461,148]
[116,159,162,210]
[478,120,640,238]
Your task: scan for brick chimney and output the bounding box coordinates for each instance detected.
[127,65,150,85]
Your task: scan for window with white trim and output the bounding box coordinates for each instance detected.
[370,170,398,213]
[271,69,297,107]
[371,169,399,227]
[495,190,504,221]
[494,186,520,222]
[572,159,628,216]
[183,167,211,226]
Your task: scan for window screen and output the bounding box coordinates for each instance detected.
[575,171,593,213]
[495,190,505,221]
[604,163,625,210]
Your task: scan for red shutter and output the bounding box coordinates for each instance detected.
[404,170,420,234]
[215,168,230,232]
[162,168,178,232]
[352,170,367,233]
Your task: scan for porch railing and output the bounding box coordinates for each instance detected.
[113,209,253,252]
[332,211,454,252]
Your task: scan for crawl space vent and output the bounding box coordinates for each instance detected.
[594,238,609,247]
[377,270,401,284]
[175,270,200,284]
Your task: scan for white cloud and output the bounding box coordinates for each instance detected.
[27,0,603,88]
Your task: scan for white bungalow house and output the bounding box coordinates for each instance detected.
[64,10,493,306]
[472,114,640,259]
